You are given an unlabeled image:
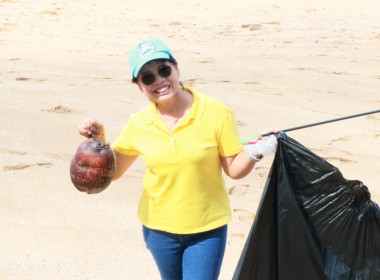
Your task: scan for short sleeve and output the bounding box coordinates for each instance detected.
[112,121,140,156]
[218,110,243,157]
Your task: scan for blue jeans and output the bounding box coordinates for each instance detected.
[142,225,227,280]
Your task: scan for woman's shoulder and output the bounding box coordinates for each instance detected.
[199,91,232,115]
[125,102,154,125]
[187,87,232,114]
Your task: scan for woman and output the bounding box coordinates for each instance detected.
[78,38,278,280]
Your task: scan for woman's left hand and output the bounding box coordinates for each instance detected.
[244,127,280,156]
[261,127,281,137]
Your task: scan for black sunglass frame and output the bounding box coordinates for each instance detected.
[140,64,172,86]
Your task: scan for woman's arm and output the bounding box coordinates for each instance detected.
[112,152,138,180]
[221,128,279,179]
[221,151,259,180]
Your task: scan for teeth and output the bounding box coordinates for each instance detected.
[156,86,169,93]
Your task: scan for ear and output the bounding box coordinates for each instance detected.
[137,82,144,92]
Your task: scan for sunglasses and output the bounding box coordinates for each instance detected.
[139,64,173,86]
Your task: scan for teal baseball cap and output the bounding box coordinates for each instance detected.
[128,38,174,78]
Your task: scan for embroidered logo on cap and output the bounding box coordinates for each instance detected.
[138,43,154,58]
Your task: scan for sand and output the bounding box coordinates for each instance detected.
[0,0,379,279]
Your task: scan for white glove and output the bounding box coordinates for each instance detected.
[244,135,278,156]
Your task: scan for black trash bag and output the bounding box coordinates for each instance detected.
[233,132,380,280]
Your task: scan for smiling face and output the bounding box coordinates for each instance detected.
[136,60,181,104]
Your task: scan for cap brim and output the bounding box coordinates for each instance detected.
[133,52,171,78]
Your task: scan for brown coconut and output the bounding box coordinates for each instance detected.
[70,139,116,194]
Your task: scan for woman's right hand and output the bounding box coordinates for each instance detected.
[78,118,106,142]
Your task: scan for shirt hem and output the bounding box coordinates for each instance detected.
[140,217,232,234]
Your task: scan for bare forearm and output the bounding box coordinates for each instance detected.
[222,151,261,180]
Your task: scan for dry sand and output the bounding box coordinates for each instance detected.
[0,0,379,279]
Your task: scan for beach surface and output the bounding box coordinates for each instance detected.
[1,0,379,279]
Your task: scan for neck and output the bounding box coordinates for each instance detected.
[157,89,186,117]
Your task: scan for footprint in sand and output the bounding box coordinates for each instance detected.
[4,162,53,171]
[328,136,349,145]
[0,23,17,32]
[39,10,59,16]
[184,78,196,87]
[263,21,281,25]
[323,157,356,164]
[255,166,270,178]
[233,209,255,221]
[2,149,27,155]
[123,169,144,179]
[289,67,314,71]
[244,81,261,85]
[228,233,246,245]
[43,105,73,114]
[241,24,262,31]
[15,77,30,81]
[92,77,112,81]
[230,233,245,239]
[47,153,72,161]
[16,77,46,82]
[325,71,351,75]
[169,21,182,26]
[236,120,247,127]
[228,184,249,196]
[370,34,380,40]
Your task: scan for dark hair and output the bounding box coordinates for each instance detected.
[132,57,178,84]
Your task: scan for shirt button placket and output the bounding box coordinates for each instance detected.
[170,137,175,153]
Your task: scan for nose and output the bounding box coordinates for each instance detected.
[153,72,165,84]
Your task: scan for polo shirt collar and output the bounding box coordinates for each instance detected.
[146,102,158,125]
[184,87,205,120]
[145,87,205,125]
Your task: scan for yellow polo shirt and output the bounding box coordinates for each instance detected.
[113,87,243,234]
